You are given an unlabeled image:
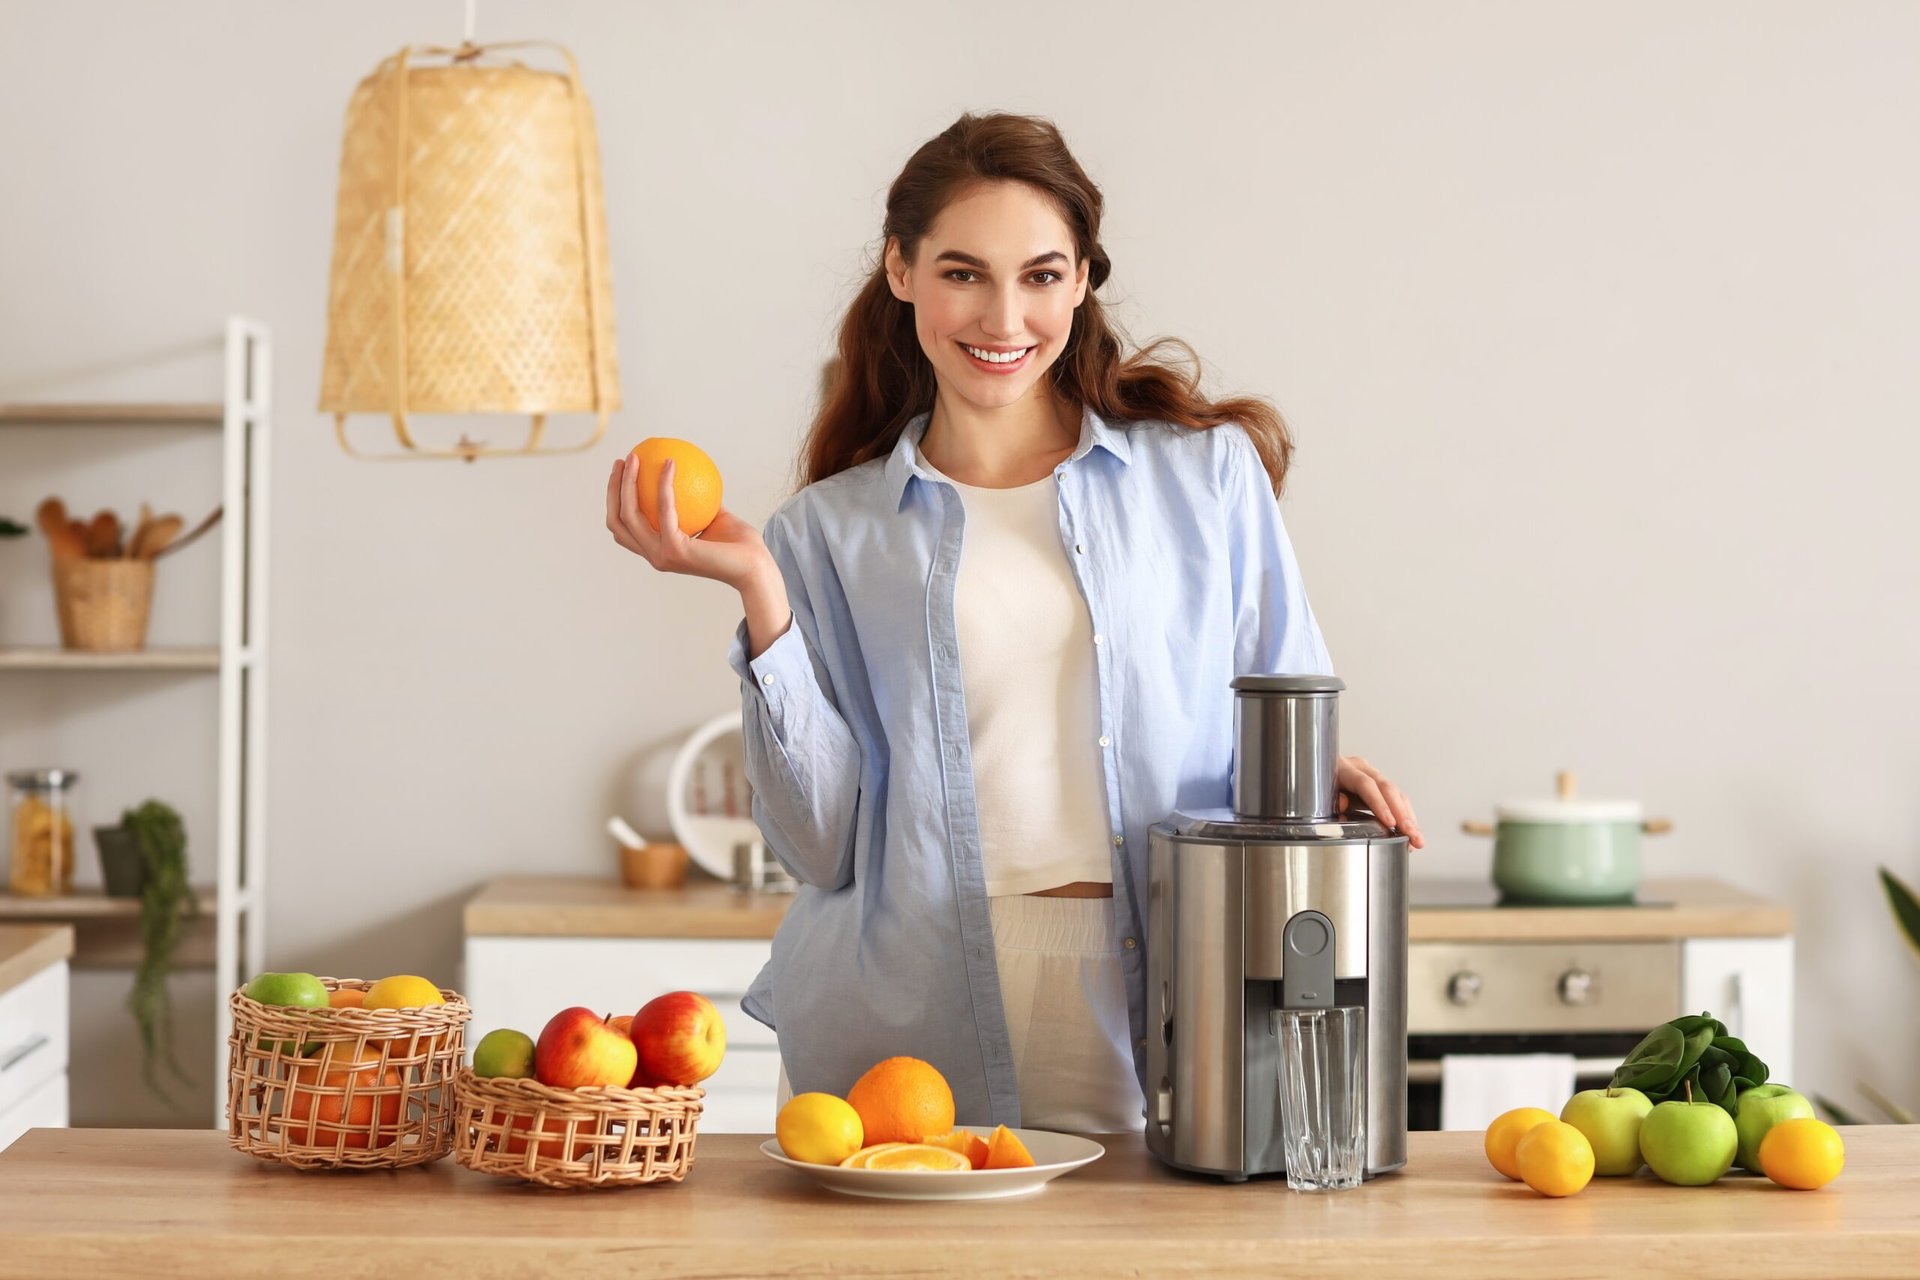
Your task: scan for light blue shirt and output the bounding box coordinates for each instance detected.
[729,403,1332,1126]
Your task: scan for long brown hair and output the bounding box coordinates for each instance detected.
[800,112,1295,496]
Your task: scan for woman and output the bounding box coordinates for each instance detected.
[605,112,1423,1133]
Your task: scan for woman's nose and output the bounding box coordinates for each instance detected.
[982,284,1023,338]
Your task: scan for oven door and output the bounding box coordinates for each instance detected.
[1404,940,1683,1131]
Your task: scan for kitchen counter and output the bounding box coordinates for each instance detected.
[465,875,1790,942]
[0,1126,1912,1277]
[0,924,72,998]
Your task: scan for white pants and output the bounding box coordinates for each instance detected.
[773,894,1145,1134]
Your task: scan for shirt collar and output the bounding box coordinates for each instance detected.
[884,401,1132,511]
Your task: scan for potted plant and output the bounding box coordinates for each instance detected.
[1814,867,1919,1126]
[109,800,200,1105]
[0,516,25,539]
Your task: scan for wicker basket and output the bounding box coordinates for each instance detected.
[453,1068,703,1189]
[227,978,472,1170]
[53,559,154,652]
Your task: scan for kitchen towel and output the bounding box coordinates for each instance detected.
[1439,1054,1578,1132]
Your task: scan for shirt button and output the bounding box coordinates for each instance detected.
[1092,634,1103,646]
[1098,736,1110,747]
[761,674,775,685]
[1124,937,1138,950]
[1075,543,1085,554]
[1112,835,1124,847]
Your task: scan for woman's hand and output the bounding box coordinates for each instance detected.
[1335,756,1425,850]
[605,454,771,590]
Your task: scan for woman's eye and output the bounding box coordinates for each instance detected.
[1031,271,1062,285]
[943,270,977,283]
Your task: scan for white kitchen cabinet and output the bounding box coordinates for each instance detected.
[1682,936,1795,1086]
[463,936,777,1132]
[0,959,70,1149]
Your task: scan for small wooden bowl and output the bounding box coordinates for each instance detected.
[619,842,688,890]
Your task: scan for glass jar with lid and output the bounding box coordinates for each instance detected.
[6,769,80,897]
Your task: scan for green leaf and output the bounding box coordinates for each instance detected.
[1856,1082,1916,1125]
[1882,867,1920,962]
[1611,1023,1687,1093]
[1813,1093,1867,1126]
[1676,1023,1717,1080]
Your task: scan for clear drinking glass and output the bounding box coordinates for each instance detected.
[1277,1005,1367,1191]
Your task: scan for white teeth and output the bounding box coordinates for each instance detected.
[964,344,1031,364]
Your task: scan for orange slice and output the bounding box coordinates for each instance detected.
[984,1125,1036,1170]
[863,1143,971,1172]
[924,1128,991,1170]
[837,1142,907,1169]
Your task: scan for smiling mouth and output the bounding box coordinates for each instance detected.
[958,342,1035,371]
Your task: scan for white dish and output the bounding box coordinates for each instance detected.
[760,1129,1105,1201]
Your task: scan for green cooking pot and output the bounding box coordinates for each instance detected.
[1462,771,1672,904]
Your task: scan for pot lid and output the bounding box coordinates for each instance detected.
[1494,769,1641,824]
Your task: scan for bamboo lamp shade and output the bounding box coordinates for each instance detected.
[319,42,619,461]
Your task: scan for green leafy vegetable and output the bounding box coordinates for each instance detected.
[1609,1011,1765,1117]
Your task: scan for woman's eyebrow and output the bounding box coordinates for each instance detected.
[933,250,1069,270]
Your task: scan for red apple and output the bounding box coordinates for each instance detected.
[629,991,727,1086]
[606,1014,651,1088]
[534,1007,638,1089]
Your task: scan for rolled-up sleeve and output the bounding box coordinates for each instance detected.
[725,510,862,890]
[1220,424,1334,678]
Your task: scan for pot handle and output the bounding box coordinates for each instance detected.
[1460,820,1497,836]
[1642,818,1673,835]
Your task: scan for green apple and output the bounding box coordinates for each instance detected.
[1639,1097,1738,1186]
[1735,1084,1815,1173]
[472,1028,537,1079]
[1560,1086,1654,1176]
[243,971,329,1055]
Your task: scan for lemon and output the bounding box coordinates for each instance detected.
[363,975,445,1009]
[1483,1106,1557,1180]
[1759,1117,1845,1190]
[777,1093,865,1166]
[1515,1120,1595,1197]
[863,1143,971,1172]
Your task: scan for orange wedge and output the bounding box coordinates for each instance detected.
[984,1124,1036,1170]
[837,1143,907,1169]
[863,1143,971,1172]
[924,1128,991,1170]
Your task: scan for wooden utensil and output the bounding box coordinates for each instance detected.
[35,498,84,562]
[84,510,123,559]
[136,515,185,560]
[151,507,221,560]
[127,503,155,559]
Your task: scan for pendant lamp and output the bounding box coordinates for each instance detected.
[319,41,618,461]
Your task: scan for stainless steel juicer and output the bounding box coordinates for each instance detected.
[1144,675,1409,1180]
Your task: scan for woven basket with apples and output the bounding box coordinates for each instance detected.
[227,973,472,1170]
[453,992,725,1189]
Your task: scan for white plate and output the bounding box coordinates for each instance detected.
[760,1129,1105,1200]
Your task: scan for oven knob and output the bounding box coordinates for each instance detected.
[1446,971,1482,1006]
[1558,969,1594,1005]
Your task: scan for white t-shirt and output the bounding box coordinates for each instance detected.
[922,451,1114,896]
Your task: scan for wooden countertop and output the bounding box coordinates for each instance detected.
[0,924,72,998]
[0,1127,1911,1277]
[465,875,1790,943]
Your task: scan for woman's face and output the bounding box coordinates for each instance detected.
[885,181,1091,415]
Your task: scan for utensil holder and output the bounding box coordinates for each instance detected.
[53,559,154,652]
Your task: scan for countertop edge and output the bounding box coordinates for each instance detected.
[0,924,74,998]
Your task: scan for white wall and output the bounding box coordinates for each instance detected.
[1,0,1914,1126]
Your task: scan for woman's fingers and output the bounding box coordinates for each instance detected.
[658,459,680,539]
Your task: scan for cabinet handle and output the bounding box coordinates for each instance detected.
[1,1033,49,1073]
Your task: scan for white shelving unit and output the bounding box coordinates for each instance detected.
[0,316,271,1126]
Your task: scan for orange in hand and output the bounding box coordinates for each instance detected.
[846,1056,955,1147]
[629,438,723,536]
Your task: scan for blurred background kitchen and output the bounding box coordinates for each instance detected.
[0,1,1914,1135]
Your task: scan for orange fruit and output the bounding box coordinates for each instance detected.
[838,1143,908,1168]
[284,1048,402,1149]
[846,1057,955,1147]
[1483,1107,1557,1180]
[629,438,723,536]
[925,1128,990,1170]
[984,1124,1036,1170]
[1759,1118,1846,1190]
[864,1143,970,1171]
[327,989,366,1009]
[1514,1120,1595,1197]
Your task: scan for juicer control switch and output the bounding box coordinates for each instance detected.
[1280,910,1336,1009]
[1558,968,1594,1005]
[1446,971,1483,1006]
[1156,1081,1174,1128]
